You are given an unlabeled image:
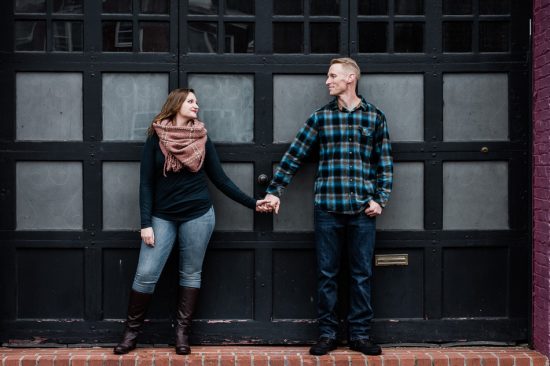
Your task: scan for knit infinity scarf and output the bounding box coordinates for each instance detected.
[153,119,207,175]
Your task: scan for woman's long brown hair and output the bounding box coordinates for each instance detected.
[146,88,195,136]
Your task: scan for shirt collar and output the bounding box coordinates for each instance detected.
[328,95,368,112]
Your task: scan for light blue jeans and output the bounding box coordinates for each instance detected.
[132,207,215,293]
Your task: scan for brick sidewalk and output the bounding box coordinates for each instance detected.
[1,347,548,366]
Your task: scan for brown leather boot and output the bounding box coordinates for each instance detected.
[113,290,153,354]
[175,286,200,355]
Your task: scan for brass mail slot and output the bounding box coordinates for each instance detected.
[375,254,409,266]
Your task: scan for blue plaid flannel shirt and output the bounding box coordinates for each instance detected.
[266,96,393,214]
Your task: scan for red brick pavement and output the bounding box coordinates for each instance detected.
[0,347,547,366]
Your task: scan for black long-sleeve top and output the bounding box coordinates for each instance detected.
[140,134,257,228]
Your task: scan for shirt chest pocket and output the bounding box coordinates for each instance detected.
[358,126,374,141]
[358,126,375,157]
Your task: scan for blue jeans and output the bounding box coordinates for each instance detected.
[132,207,215,293]
[314,205,376,341]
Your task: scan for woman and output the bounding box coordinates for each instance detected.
[114,88,271,355]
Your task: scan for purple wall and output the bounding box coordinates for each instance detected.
[533,0,550,357]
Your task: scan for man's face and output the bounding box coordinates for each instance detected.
[326,63,353,96]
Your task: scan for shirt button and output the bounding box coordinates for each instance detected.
[349,151,352,154]
[348,138,352,142]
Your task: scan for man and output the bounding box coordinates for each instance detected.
[263,58,393,355]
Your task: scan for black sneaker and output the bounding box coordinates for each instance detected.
[309,337,338,355]
[349,339,382,355]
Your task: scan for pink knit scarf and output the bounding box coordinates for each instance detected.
[153,119,207,175]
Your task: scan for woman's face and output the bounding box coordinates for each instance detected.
[178,92,199,120]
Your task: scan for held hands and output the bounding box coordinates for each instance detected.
[141,227,155,246]
[255,194,281,214]
[365,200,382,217]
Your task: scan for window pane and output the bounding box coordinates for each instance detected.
[53,21,83,52]
[139,22,170,52]
[15,21,46,51]
[310,0,340,15]
[140,0,169,14]
[273,163,316,232]
[103,163,140,230]
[443,22,472,52]
[189,0,218,14]
[273,23,303,53]
[274,0,303,15]
[17,162,83,230]
[443,162,508,229]
[225,0,254,15]
[208,164,254,231]
[16,72,83,141]
[103,21,133,51]
[479,0,510,14]
[188,22,217,53]
[394,23,423,52]
[377,163,424,230]
[443,0,472,14]
[53,0,83,13]
[188,74,254,143]
[480,22,509,52]
[443,73,508,141]
[311,23,339,53]
[225,23,254,53]
[395,0,423,15]
[102,73,169,141]
[358,22,387,52]
[102,0,132,13]
[358,0,387,15]
[273,75,330,143]
[359,74,424,142]
[15,0,45,13]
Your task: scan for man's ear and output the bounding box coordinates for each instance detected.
[347,73,356,84]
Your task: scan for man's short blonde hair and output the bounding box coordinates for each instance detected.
[330,58,361,80]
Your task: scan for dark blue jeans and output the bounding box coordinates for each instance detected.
[314,205,376,341]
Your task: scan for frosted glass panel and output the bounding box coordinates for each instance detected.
[189,74,254,143]
[443,162,508,229]
[273,75,331,143]
[377,162,424,230]
[103,162,140,230]
[443,74,508,141]
[274,163,316,231]
[16,73,83,141]
[359,74,424,142]
[17,162,82,230]
[102,73,169,141]
[208,163,254,231]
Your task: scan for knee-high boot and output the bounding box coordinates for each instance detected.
[175,286,200,355]
[113,290,153,354]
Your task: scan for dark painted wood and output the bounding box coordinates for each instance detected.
[0,0,531,346]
